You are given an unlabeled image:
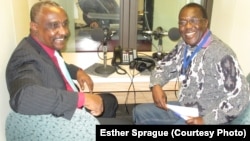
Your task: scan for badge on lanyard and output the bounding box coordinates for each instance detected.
[179,74,186,81]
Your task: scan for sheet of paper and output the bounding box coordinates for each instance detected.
[166,104,199,120]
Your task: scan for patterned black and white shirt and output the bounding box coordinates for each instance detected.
[150,29,250,124]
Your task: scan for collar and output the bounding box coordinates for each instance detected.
[182,29,212,49]
[32,36,55,58]
[197,29,212,48]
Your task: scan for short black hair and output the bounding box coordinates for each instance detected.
[180,3,208,19]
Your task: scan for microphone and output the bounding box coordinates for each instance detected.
[142,27,181,60]
[91,28,115,42]
[90,28,116,75]
[168,27,181,41]
[142,27,181,41]
[91,28,105,41]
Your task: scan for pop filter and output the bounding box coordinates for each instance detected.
[91,28,105,41]
[91,28,114,42]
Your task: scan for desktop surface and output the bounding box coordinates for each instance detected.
[62,52,178,103]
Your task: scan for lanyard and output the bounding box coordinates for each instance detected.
[182,30,211,74]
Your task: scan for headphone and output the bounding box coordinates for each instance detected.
[129,57,156,72]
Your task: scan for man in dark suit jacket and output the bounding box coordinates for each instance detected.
[5,0,132,131]
[6,0,119,120]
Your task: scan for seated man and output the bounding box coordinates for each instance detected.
[133,3,250,125]
[5,1,131,141]
[78,0,120,28]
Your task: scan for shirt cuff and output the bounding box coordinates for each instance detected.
[77,92,85,108]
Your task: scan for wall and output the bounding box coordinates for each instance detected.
[0,0,29,140]
[154,0,250,75]
[152,0,185,53]
[152,0,203,53]
[210,0,250,75]
[0,1,13,140]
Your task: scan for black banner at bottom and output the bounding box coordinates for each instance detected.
[96,125,250,140]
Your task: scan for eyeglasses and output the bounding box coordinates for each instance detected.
[45,21,69,30]
[178,18,205,26]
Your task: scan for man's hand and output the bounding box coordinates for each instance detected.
[84,93,103,116]
[76,69,94,93]
[186,117,204,125]
[152,85,168,110]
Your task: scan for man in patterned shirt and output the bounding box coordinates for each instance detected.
[133,3,250,125]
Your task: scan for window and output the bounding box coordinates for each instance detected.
[59,0,213,53]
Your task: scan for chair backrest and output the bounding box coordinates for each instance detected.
[230,72,250,124]
[246,73,250,84]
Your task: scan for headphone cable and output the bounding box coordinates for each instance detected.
[114,64,127,75]
[124,69,138,114]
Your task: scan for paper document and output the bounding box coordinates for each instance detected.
[166,104,199,120]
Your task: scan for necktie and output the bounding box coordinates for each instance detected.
[54,51,78,92]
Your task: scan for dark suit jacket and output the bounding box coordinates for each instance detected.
[6,35,80,120]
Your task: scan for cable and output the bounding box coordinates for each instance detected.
[175,74,179,98]
[124,71,134,114]
[96,42,113,60]
[137,52,154,58]
[144,0,151,31]
[124,68,140,114]
[114,64,127,75]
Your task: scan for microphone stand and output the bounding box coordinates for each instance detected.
[95,37,116,75]
[143,27,180,61]
[152,35,166,61]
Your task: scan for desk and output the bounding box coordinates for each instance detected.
[62,52,178,104]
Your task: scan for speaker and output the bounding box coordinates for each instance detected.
[129,57,155,72]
